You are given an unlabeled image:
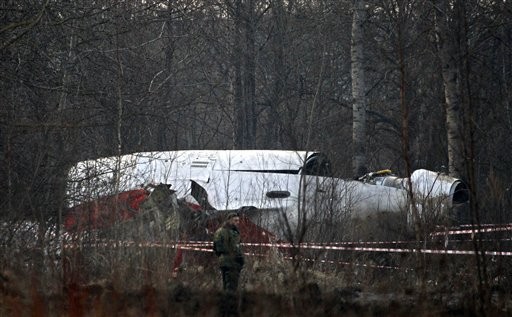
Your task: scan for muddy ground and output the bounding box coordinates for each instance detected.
[2,279,511,317]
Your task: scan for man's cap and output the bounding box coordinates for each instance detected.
[226,212,239,219]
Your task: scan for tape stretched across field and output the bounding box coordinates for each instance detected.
[62,234,512,257]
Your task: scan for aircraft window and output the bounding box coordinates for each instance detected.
[302,154,332,177]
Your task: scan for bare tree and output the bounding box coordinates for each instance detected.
[227,0,260,149]
[351,0,368,177]
[433,0,465,179]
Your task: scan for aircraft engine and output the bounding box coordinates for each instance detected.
[409,169,469,206]
[369,169,469,208]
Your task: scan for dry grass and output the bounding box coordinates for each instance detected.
[1,212,512,316]
[1,241,512,317]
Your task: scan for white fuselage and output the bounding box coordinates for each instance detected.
[66,150,467,238]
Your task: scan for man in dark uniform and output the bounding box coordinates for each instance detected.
[213,212,244,292]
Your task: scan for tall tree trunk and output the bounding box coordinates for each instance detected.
[265,0,286,148]
[499,1,512,131]
[434,1,465,179]
[244,0,257,148]
[233,0,245,149]
[232,0,257,149]
[351,0,367,177]
[435,1,489,311]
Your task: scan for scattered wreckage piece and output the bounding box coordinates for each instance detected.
[64,183,275,242]
[62,183,276,281]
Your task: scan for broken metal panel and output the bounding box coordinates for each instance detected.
[64,189,150,232]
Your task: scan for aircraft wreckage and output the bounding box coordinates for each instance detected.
[64,150,469,241]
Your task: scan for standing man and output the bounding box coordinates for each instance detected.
[213,212,244,292]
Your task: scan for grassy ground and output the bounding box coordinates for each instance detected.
[1,247,512,317]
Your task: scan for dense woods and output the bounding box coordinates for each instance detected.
[2,0,511,221]
[1,1,512,315]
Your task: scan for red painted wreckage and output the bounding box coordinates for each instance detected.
[63,186,276,278]
[64,188,275,242]
[64,189,149,231]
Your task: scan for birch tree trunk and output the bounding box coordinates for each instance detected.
[351,0,367,177]
[434,0,465,179]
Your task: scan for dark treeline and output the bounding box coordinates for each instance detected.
[1,0,511,222]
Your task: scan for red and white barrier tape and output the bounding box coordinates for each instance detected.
[431,223,512,236]
[62,239,512,256]
[242,242,512,256]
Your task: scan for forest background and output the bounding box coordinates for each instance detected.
[2,0,512,222]
[1,0,512,315]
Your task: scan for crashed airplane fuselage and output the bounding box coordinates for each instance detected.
[66,150,469,239]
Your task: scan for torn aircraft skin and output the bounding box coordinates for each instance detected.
[65,150,469,241]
